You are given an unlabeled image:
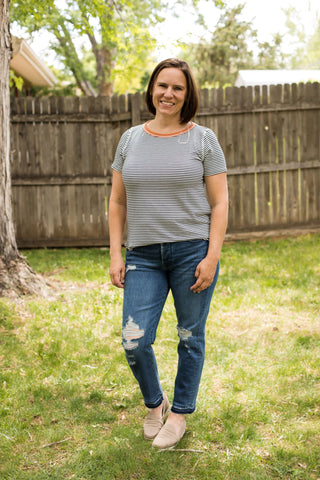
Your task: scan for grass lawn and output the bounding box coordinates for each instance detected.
[0,234,319,479]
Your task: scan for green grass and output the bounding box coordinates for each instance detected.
[0,235,319,479]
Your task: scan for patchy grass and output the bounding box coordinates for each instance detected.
[0,235,319,479]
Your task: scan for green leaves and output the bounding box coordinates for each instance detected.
[284,6,320,69]
[10,0,166,95]
[9,70,24,91]
[183,4,257,88]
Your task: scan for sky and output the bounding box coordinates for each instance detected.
[11,0,320,67]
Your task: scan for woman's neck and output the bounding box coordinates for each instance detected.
[148,117,188,135]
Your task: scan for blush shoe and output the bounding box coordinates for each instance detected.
[143,393,170,440]
[152,417,186,449]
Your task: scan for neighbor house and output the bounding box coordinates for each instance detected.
[10,36,56,94]
[235,70,320,87]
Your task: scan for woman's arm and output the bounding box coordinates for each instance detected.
[190,172,228,293]
[108,170,127,288]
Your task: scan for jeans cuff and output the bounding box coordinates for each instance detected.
[171,405,195,415]
[145,395,163,409]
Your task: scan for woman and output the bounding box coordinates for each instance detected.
[109,58,228,449]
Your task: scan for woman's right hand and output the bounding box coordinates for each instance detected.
[109,256,126,288]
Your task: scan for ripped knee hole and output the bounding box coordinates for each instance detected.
[123,316,144,350]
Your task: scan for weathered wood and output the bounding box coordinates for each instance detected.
[11,112,133,123]
[12,176,113,186]
[131,93,142,126]
[9,83,320,247]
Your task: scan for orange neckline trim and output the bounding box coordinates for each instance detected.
[143,121,195,137]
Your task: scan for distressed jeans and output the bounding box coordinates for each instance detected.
[122,240,219,414]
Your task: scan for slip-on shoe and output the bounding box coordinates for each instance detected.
[152,417,186,449]
[143,393,170,440]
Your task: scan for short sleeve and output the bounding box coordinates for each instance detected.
[112,128,132,173]
[202,129,227,176]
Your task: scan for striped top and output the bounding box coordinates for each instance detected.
[112,122,226,248]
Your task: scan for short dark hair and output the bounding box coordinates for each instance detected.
[145,58,199,124]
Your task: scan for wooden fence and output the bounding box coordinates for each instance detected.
[10,83,320,247]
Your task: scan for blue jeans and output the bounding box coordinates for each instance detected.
[122,240,219,414]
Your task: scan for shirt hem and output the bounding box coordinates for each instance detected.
[125,236,209,250]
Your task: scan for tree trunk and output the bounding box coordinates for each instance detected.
[0,0,49,297]
[0,0,17,260]
[96,46,115,96]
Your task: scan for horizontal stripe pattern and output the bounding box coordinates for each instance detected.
[112,123,226,248]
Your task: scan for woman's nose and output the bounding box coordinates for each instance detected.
[164,87,173,97]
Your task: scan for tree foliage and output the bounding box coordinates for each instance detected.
[284,6,320,69]
[307,23,320,68]
[9,70,24,91]
[10,0,165,95]
[256,33,287,70]
[182,3,292,88]
[182,4,258,88]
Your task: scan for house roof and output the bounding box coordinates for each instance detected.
[235,70,320,87]
[10,36,57,87]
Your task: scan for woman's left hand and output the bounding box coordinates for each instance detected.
[190,257,218,293]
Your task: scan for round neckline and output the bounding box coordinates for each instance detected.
[143,121,195,138]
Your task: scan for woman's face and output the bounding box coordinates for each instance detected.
[152,67,187,120]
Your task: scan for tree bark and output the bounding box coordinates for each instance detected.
[0,0,49,296]
[0,0,18,260]
[86,29,115,96]
[96,45,115,96]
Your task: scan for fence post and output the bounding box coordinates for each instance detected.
[131,92,141,126]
